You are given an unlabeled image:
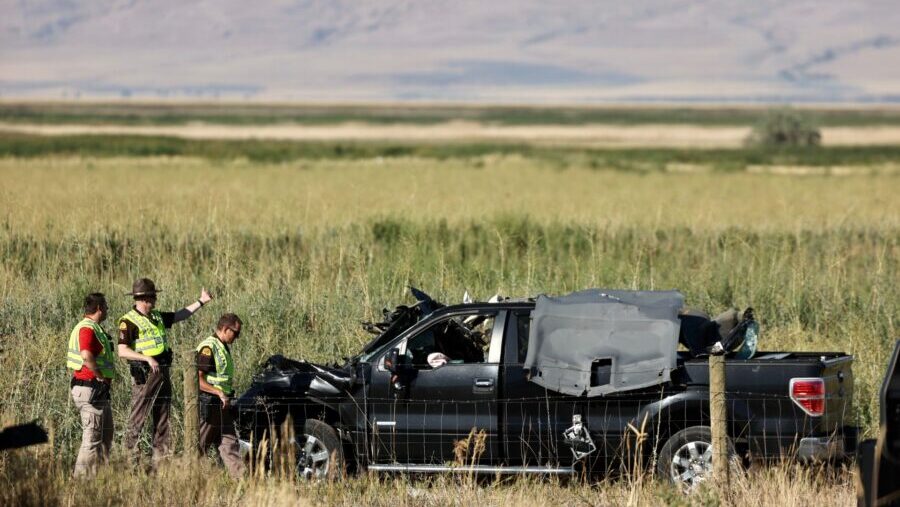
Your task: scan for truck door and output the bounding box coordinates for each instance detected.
[370,310,505,465]
[501,309,580,467]
[501,310,651,471]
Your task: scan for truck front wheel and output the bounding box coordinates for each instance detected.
[297,419,345,480]
[657,426,735,490]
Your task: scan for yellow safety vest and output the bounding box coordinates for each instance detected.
[118,309,168,356]
[196,336,234,395]
[66,318,117,379]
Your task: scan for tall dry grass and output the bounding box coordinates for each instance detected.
[0,445,856,507]
[1,156,899,233]
[0,154,896,505]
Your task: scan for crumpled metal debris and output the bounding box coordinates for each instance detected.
[563,414,596,460]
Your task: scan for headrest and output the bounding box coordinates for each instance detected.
[712,308,740,340]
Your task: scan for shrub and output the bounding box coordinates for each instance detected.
[746,108,822,147]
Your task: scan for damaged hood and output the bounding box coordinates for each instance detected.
[524,289,684,396]
[250,355,353,397]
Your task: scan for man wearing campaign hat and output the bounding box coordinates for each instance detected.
[117,277,212,468]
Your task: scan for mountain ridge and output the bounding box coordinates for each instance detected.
[1,0,897,103]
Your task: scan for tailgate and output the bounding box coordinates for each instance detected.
[820,355,855,434]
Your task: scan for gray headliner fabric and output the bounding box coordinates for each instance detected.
[524,289,684,396]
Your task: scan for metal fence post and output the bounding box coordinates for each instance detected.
[709,353,729,483]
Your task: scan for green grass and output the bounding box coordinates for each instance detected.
[3,102,900,126]
[0,219,881,506]
[3,132,900,169]
[0,158,900,456]
[0,153,895,505]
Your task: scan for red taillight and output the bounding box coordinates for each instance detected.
[790,378,825,417]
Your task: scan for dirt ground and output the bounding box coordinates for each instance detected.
[2,121,900,148]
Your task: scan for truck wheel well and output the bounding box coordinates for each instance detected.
[647,404,709,456]
[647,404,749,464]
[291,405,341,431]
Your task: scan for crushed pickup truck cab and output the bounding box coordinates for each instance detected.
[234,288,858,488]
[525,289,683,396]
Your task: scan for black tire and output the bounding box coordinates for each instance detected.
[657,426,736,490]
[298,419,345,480]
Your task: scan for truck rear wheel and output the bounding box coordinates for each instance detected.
[296,419,344,480]
[657,426,735,490]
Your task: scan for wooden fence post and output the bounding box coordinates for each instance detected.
[709,354,729,483]
[183,360,199,457]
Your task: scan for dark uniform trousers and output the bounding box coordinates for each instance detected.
[125,366,172,466]
[198,393,244,478]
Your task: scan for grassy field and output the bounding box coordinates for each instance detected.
[3,102,900,126]
[4,132,900,168]
[0,112,898,505]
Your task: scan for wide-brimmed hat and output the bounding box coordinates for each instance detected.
[126,278,162,297]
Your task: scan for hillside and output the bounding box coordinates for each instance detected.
[1,0,898,102]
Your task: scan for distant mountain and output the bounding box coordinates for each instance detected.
[1,0,898,103]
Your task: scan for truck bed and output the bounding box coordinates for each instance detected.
[673,350,855,459]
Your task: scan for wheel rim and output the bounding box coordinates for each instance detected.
[293,434,331,479]
[670,440,713,489]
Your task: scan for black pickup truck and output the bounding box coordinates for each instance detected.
[235,289,857,488]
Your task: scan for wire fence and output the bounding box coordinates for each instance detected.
[24,357,861,482]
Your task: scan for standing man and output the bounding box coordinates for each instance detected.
[116,278,212,468]
[67,292,116,477]
[196,313,245,478]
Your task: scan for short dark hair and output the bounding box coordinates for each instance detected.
[84,293,107,314]
[216,313,242,331]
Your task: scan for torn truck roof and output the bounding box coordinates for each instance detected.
[524,289,684,396]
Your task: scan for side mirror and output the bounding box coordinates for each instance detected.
[383,348,400,374]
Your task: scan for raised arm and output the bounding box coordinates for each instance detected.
[172,288,213,324]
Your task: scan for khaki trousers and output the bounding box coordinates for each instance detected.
[71,385,114,477]
[124,367,171,467]
[198,395,245,479]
